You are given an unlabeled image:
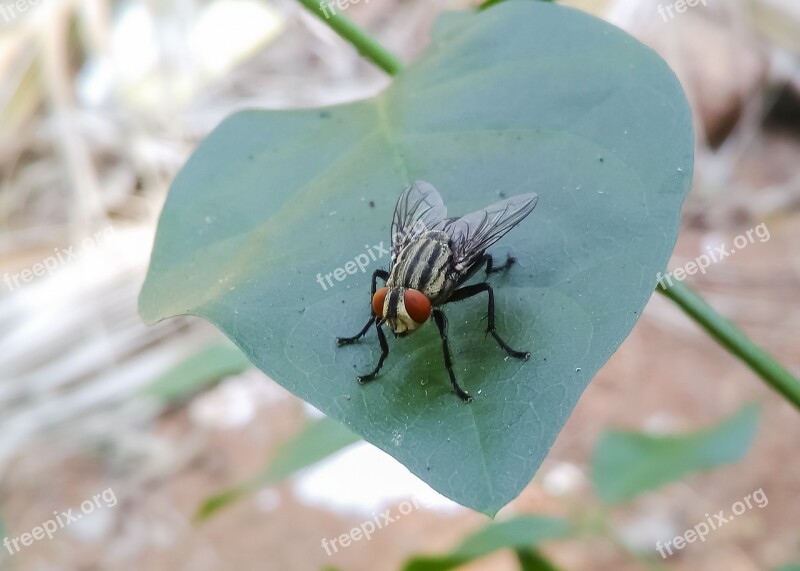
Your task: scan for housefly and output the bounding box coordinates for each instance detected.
[337,181,538,402]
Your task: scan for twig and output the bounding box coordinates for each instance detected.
[658,281,800,411]
[296,0,403,76]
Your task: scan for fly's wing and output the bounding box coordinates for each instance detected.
[390,181,448,262]
[437,193,538,272]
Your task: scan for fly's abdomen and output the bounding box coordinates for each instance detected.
[388,231,453,302]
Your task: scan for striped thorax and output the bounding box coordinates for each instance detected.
[375,230,454,335]
[339,181,538,402]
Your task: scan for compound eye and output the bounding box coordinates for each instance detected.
[404,289,431,324]
[372,287,388,317]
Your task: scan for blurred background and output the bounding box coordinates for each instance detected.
[0,0,799,569]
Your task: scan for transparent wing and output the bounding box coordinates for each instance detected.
[390,181,448,261]
[436,193,538,271]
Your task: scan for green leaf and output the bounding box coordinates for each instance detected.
[516,548,562,571]
[773,565,800,571]
[591,405,761,503]
[403,516,571,571]
[196,416,359,519]
[256,415,361,483]
[140,1,694,514]
[141,343,252,403]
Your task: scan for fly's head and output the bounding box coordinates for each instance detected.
[372,287,431,335]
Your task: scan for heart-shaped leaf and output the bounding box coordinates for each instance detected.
[140,1,694,514]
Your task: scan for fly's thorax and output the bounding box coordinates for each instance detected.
[381,286,431,335]
[387,230,454,303]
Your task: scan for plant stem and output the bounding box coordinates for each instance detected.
[658,281,800,411]
[297,0,800,413]
[296,0,403,76]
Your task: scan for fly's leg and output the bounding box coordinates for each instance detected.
[338,269,390,384]
[370,269,390,296]
[433,310,473,402]
[336,316,375,346]
[357,319,389,383]
[483,253,516,276]
[336,269,389,346]
[449,283,530,361]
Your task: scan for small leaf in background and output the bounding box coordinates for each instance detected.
[140,0,694,515]
[403,516,572,571]
[773,565,800,571]
[196,416,360,520]
[256,415,362,483]
[592,404,761,503]
[142,343,252,404]
[516,548,562,571]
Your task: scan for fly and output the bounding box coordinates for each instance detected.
[337,181,538,402]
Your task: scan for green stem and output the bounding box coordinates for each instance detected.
[297,0,800,413]
[296,0,403,76]
[658,281,800,410]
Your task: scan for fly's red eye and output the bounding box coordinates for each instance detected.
[372,287,388,317]
[404,289,431,324]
